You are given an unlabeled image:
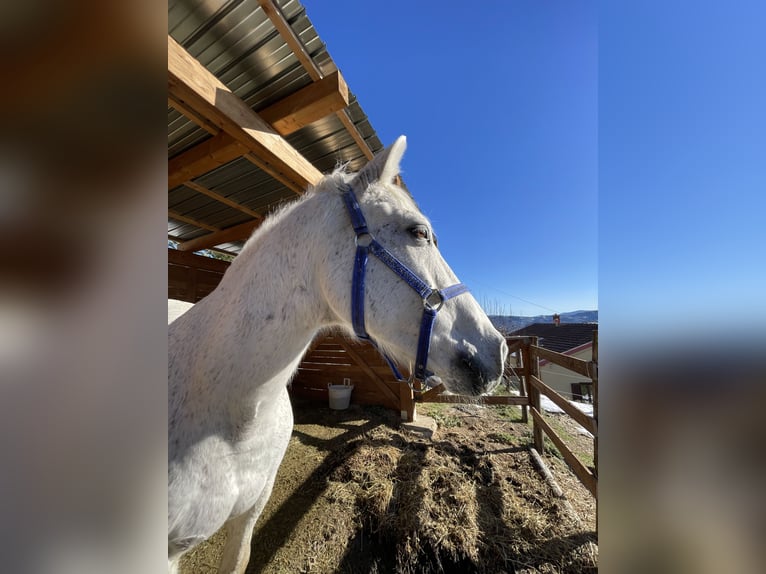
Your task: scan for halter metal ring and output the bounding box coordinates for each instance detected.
[423,290,444,311]
[355,232,374,248]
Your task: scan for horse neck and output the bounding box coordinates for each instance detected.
[189,192,339,408]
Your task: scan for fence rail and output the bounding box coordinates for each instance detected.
[528,374,597,436]
[530,407,597,497]
[501,334,598,500]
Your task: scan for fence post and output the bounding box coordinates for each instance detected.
[400,380,415,422]
[591,329,598,529]
[518,345,528,423]
[526,336,544,452]
[509,338,528,423]
[591,330,598,477]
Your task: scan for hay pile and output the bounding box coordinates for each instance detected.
[181,403,597,573]
[321,422,597,573]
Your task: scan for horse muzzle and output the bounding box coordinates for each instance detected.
[447,337,507,395]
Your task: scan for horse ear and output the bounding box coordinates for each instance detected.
[351,135,407,192]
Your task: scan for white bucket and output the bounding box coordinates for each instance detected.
[328,378,354,410]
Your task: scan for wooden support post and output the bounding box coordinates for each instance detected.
[399,381,415,422]
[527,336,544,452]
[516,344,528,423]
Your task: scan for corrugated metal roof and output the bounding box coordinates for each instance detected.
[168,0,383,253]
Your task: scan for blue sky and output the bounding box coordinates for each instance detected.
[599,1,765,337]
[302,1,597,316]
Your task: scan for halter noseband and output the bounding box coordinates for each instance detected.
[340,182,469,388]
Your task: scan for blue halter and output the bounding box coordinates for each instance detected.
[340,182,469,387]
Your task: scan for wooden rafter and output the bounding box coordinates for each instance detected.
[177,219,262,252]
[168,95,219,135]
[168,35,323,192]
[257,0,374,160]
[168,71,349,189]
[169,235,238,258]
[167,4,376,256]
[336,109,374,160]
[168,131,246,190]
[257,0,322,81]
[168,210,220,232]
[182,181,264,221]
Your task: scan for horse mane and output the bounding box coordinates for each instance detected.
[239,165,425,258]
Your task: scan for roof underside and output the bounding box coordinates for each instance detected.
[168,0,383,254]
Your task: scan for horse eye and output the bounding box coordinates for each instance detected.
[410,226,430,242]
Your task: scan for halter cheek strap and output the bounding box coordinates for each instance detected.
[340,183,469,385]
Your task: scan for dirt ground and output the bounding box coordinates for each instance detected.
[180,399,597,573]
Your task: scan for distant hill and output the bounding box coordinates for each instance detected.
[489,310,598,334]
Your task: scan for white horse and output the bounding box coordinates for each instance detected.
[168,136,508,573]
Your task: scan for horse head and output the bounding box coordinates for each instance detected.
[321,136,507,396]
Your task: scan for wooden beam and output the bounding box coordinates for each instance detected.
[177,219,261,252]
[168,72,349,188]
[240,151,308,195]
[183,181,263,221]
[168,210,220,232]
[168,35,323,192]
[260,70,349,134]
[168,131,245,189]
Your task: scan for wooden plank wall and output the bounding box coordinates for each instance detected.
[290,333,402,411]
[168,248,230,303]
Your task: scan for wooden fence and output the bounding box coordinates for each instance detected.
[168,248,229,303]
[516,334,598,498]
[418,333,598,499]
